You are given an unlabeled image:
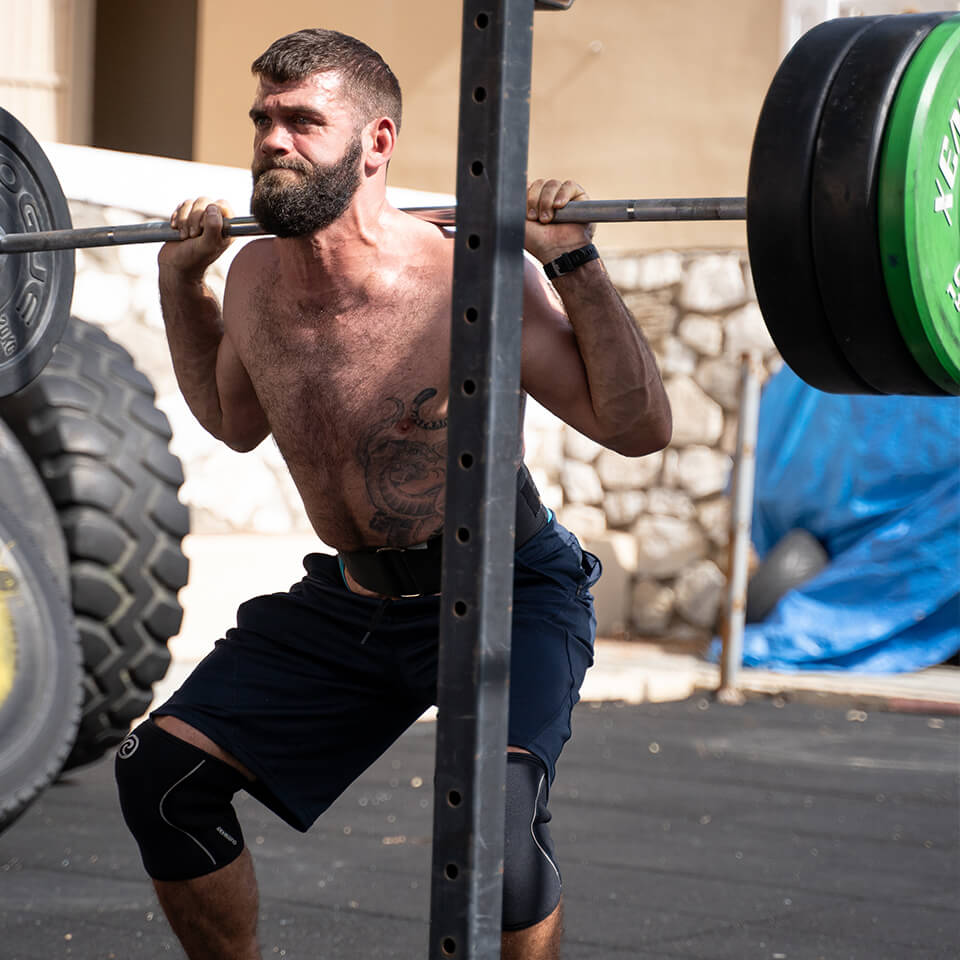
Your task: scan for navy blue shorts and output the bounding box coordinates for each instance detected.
[153,518,600,832]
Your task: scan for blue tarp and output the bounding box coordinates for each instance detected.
[718,366,960,673]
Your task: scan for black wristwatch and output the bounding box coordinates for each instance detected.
[543,243,600,280]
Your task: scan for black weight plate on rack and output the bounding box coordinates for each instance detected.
[811,13,954,396]
[747,16,882,394]
[0,107,75,398]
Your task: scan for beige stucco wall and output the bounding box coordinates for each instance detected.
[192,0,781,251]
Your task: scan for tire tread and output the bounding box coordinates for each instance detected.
[0,318,189,769]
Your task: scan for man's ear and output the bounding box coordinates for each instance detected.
[364,116,397,172]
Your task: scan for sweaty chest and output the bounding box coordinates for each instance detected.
[236,296,452,471]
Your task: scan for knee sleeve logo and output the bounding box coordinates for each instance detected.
[216,826,238,846]
[118,733,140,759]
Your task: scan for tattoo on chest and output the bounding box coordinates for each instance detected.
[357,388,448,543]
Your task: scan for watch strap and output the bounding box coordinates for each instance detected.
[543,243,600,280]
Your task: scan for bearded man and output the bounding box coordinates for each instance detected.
[115,27,671,960]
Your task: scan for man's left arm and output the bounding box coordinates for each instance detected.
[521,178,672,457]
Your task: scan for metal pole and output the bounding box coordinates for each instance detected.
[0,198,748,254]
[429,1,534,957]
[717,350,763,704]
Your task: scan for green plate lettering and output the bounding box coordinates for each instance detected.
[879,17,960,393]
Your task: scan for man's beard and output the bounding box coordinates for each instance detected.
[251,136,363,237]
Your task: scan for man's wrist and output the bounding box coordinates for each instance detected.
[542,243,600,281]
[159,261,209,288]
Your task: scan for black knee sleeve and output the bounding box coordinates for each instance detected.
[502,753,562,931]
[115,719,248,882]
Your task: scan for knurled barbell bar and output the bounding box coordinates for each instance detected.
[1,13,959,400]
[0,196,749,254]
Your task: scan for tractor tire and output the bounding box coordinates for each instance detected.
[0,503,83,834]
[0,418,70,596]
[0,317,190,770]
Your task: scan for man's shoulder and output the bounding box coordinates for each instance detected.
[228,237,275,270]
[221,239,278,326]
[224,238,277,293]
[393,209,455,248]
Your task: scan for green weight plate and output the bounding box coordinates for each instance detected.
[0,107,74,398]
[879,18,960,393]
[747,16,883,395]
[811,13,952,396]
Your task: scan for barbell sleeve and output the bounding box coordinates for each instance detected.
[0,196,748,255]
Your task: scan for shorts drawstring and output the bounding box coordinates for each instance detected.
[361,597,392,644]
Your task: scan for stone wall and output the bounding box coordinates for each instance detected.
[65,200,782,644]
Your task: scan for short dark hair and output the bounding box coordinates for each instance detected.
[251,28,402,132]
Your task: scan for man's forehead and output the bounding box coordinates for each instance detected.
[252,70,347,110]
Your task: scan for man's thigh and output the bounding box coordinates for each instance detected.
[153,552,437,832]
[508,519,600,781]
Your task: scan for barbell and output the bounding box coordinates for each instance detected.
[0,196,750,254]
[1,13,959,400]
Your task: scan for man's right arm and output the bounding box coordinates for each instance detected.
[158,200,270,452]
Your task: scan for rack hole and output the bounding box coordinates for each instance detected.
[473,86,487,103]
[467,234,481,250]
[459,452,474,469]
[462,379,476,396]
[447,789,463,807]
[464,307,478,324]
[470,160,484,176]
[442,938,457,957]
[475,12,489,29]
[453,600,468,617]
[456,527,471,543]
[445,862,460,881]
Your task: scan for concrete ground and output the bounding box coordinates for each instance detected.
[2,699,957,959]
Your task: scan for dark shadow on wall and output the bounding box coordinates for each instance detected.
[92,0,197,160]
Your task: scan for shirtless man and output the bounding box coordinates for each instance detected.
[115,28,670,960]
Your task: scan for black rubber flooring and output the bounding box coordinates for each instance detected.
[2,698,957,959]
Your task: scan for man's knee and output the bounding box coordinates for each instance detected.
[502,752,562,931]
[115,719,248,882]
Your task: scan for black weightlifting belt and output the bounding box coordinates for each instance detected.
[340,465,549,597]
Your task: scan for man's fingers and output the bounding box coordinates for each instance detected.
[523,178,596,262]
[526,179,589,222]
[529,178,562,222]
[167,197,235,244]
[160,197,233,270]
[553,179,586,209]
[188,197,214,238]
[171,199,196,235]
[527,178,546,219]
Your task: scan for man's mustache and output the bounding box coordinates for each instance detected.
[253,158,312,179]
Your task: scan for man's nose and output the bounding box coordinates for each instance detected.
[259,122,292,155]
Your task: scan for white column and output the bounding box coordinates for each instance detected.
[781,0,842,55]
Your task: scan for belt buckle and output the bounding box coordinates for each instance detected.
[375,542,430,553]
[374,543,428,597]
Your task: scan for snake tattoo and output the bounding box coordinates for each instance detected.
[357,387,448,542]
